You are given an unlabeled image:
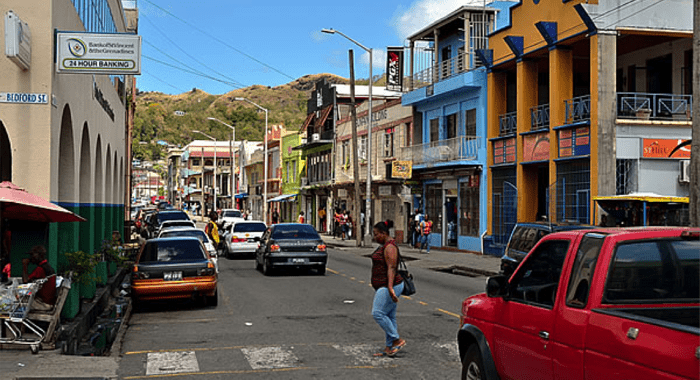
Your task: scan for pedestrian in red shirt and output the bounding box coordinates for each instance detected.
[22,245,56,311]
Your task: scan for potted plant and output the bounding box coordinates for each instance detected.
[64,250,97,300]
[100,239,129,276]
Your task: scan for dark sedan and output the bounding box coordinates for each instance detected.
[146,210,191,238]
[131,237,218,307]
[254,223,327,275]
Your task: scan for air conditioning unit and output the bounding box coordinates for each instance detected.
[5,11,31,70]
[312,133,320,142]
[679,160,690,183]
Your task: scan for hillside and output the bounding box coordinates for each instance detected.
[132,73,351,160]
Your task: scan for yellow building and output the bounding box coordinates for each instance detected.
[486,0,693,244]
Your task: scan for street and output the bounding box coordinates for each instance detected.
[117,245,489,379]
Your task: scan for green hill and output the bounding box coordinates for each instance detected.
[132,73,351,160]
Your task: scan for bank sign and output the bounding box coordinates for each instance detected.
[56,32,141,75]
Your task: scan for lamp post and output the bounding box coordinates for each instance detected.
[322,28,374,245]
[234,97,268,224]
[207,117,237,208]
[193,130,217,215]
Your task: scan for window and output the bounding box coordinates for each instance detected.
[359,136,367,161]
[292,161,297,182]
[426,184,442,234]
[429,118,440,144]
[510,240,570,308]
[384,129,394,157]
[191,159,200,166]
[341,140,349,168]
[446,114,457,139]
[465,109,477,137]
[459,180,480,237]
[566,233,605,308]
[286,161,290,182]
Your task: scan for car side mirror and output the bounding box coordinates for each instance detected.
[486,275,509,298]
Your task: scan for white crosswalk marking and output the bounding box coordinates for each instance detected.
[332,343,395,366]
[146,351,199,375]
[433,342,460,362]
[241,346,300,370]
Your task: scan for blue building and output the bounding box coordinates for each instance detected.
[401,2,515,254]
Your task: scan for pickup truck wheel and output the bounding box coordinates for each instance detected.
[461,344,485,380]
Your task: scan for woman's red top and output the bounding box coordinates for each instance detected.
[370,239,403,290]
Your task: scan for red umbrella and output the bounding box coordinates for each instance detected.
[0,181,86,223]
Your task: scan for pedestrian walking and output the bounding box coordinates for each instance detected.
[297,211,305,224]
[272,209,279,224]
[334,209,342,239]
[205,211,220,248]
[318,207,326,233]
[413,209,424,248]
[340,210,349,240]
[419,215,432,253]
[370,220,406,357]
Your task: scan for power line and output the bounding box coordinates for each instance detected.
[142,0,296,81]
[142,14,247,89]
[143,54,244,89]
[142,69,188,93]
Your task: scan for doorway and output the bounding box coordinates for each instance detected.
[445,192,458,247]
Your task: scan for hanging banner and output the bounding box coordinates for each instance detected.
[391,160,412,179]
[385,47,404,92]
[56,32,141,75]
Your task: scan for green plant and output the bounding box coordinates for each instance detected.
[64,250,97,286]
[99,239,129,268]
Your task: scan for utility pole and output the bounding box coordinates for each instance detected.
[349,50,362,247]
[691,0,700,226]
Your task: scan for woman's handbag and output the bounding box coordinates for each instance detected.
[397,254,416,296]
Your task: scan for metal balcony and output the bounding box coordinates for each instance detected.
[565,95,591,124]
[499,112,517,136]
[530,104,550,131]
[617,92,692,121]
[401,136,479,167]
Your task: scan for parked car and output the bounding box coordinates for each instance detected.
[459,227,699,380]
[157,228,219,272]
[219,209,244,229]
[157,220,197,235]
[500,222,594,277]
[145,210,191,238]
[255,223,327,276]
[221,221,267,259]
[131,237,218,307]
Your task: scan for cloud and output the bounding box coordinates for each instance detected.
[392,0,487,41]
[360,49,386,73]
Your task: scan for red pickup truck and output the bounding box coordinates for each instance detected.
[458,228,699,380]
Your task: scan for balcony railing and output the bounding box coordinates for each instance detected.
[617,92,692,120]
[565,95,591,124]
[411,52,474,91]
[400,136,479,166]
[499,112,517,136]
[530,104,550,131]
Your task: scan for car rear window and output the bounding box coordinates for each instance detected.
[156,212,189,224]
[160,230,207,243]
[234,223,266,233]
[223,210,242,218]
[139,239,207,263]
[605,239,700,303]
[271,225,320,240]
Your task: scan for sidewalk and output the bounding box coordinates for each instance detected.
[321,234,501,276]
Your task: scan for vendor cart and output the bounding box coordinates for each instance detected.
[0,278,48,354]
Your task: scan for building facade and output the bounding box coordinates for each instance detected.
[485,0,693,248]
[0,0,137,272]
[277,133,304,223]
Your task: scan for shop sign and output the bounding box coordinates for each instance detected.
[391,160,412,179]
[642,139,690,159]
[523,132,549,161]
[0,92,47,104]
[559,127,590,158]
[338,189,347,197]
[57,32,141,75]
[444,179,458,190]
[379,185,392,196]
[493,138,516,164]
[385,47,404,92]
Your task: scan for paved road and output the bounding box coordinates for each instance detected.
[116,245,488,379]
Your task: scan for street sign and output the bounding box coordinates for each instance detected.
[0,92,48,104]
[56,32,141,75]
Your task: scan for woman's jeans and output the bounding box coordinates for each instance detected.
[420,234,431,252]
[372,281,405,347]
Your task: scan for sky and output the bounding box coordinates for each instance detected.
[135,0,488,95]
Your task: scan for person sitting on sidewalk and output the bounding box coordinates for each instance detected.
[419,215,432,254]
[22,245,56,311]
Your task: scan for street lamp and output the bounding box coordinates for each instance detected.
[193,130,217,215]
[234,97,268,224]
[207,117,238,209]
[322,28,374,245]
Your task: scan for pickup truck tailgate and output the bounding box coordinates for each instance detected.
[585,307,699,379]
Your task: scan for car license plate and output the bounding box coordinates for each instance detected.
[164,271,182,281]
[289,258,308,264]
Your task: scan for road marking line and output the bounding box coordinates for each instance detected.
[241,346,300,370]
[350,277,356,280]
[146,351,199,376]
[358,280,365,284]
[332,343,395,366]
[123,367,314,379]
[327,268,339,274]
[433,342,461,362]
[436,308,461,319]
[418,301,429,306]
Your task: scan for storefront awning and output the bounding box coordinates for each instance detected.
[267,194,297,202]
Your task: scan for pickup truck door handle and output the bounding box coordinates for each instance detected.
[539,331,550,340]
